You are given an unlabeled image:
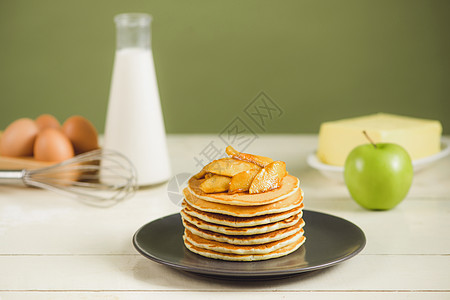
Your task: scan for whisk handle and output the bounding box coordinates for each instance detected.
[0,169,26,185]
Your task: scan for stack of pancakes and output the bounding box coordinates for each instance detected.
[181,174,305,261]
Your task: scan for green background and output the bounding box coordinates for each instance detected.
[1,0,449,134]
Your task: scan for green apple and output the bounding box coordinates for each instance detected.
[344,135,413,210]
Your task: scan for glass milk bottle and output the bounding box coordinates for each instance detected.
[104,13,171,186]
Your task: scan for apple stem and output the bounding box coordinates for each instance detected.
[363,130,377,148]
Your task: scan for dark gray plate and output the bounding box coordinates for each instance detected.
[133,210,366,279]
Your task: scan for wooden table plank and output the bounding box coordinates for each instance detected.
[0,254,448,292]
[0,189,448,255]
[1,291,449,300]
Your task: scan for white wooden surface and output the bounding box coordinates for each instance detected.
[0,135,449,300]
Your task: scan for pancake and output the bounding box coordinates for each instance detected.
[180,210,302,235]
[183,188,303,217]
[188,174,299,206]
[182,200,304,227]
[184,228,304,255]
[184,234,306,261]
[181,149,306,262]
[183,217,305,245]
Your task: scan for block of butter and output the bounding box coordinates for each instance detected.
[317,113,442,166]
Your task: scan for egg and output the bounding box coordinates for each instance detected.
[34,128,75,162]
[35,114,61,131]
[0,118,39,157]
[62,115,99,154]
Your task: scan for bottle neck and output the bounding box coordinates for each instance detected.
[114,13,152,50]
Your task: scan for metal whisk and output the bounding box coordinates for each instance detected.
[0,149,138,207]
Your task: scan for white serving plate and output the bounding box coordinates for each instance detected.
[307,139,450,183]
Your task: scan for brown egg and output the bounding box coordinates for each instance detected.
[62,115,99,154]
[35,114,61,131]
[34,128,75,162]
[0,118,39,157]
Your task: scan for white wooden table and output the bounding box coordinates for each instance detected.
[0,135,449,299]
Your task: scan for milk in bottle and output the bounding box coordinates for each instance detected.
[104,13,171,186]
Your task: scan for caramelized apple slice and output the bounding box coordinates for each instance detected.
[199,175,232,193]
[202,157,258,177]
[249,161,287,194]
[194,169,207,179]
[225,146,273,167]
[228,168,261,194]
